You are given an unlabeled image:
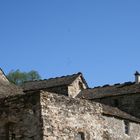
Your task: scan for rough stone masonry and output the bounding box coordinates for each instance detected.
[0,69,140,140]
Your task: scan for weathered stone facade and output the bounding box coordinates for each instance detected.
[94,93,140,118]
[0,69,140,140]
[0,93,43,140]
[40,91,140,140]
[68,76,87,98]
[1,91,140,140]
[40,91,104,140]
[102,115,140,140]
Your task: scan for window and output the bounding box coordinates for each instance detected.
[5,122,16,140]
[75,132,85,140]
[11,133,16,140]
[113,99,119,107]
[79,82,84,90]
[124,120,130,135]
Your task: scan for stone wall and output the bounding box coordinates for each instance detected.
[95,93,140,118]
[40,91,105,140]
[102,115,140,140]
[40,91,140,140]
[68,76,87,98]
[0,90,140,140]
[45,86,68,96]
[0,92,43,140]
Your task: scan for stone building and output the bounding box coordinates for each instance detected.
[0,69,140,140]
[78,71,140,118]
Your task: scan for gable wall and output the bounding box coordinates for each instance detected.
[45,85,68,96]
[68,76,87,98]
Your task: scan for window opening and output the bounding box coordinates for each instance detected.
[124,120,130,135]
[5,122,16,140]
[75,132,85,140]
[79,82,84,90]
[113,99,119,107]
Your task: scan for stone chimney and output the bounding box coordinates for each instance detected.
[135,71,140,84]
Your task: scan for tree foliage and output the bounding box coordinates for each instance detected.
[7,69,41,85]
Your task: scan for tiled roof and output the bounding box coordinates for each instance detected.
[102,104,140,123]
[22,72,88,92]
[0,68,24,98]
[0,79,24,99]
[77,81,140,99]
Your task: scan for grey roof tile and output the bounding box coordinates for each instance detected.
[22,72,88,91]
[77,82,140,99]
[0,80,24,99]
[0,68,24,99]
[102,104,140,123]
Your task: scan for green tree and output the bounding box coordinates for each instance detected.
[7,69,41,85]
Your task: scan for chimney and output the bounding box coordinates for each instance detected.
[135,71,140,84]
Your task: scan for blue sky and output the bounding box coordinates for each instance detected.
[0,0,140,87]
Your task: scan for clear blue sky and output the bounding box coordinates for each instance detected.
[0,0,140,87]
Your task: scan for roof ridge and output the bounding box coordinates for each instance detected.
[89,81,135,90]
